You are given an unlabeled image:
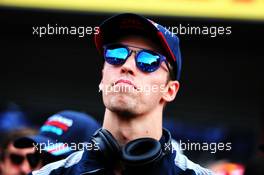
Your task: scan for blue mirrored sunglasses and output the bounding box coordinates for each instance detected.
[103,44,171,73]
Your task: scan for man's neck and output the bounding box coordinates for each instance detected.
[102,108,163,145]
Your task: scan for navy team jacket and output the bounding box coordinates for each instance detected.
[30,137,214,175]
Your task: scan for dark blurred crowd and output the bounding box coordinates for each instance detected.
[0,103,100,175]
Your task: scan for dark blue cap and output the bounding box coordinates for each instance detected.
[95,13,182,80]
[14,110,100,157]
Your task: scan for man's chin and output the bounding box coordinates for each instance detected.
[110,106,141,119]
[111,95,135,106]
[107,96,137,115]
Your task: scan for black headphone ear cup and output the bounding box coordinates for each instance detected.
[100,129,121,156]
[121,138,162,166]
[91,129,120,163]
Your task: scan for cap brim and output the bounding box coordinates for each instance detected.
[14,135,55,148]
[14,135,73,156]
[95,13,158,52]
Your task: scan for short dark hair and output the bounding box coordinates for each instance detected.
[167,62,176,81]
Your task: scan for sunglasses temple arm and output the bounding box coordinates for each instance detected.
[163,59,174,79]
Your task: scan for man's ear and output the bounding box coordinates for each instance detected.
[162,80,180,102]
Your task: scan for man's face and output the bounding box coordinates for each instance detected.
[0,143,42,175]
[100,35,179,117]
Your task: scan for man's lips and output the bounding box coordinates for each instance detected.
[114,79,137,89]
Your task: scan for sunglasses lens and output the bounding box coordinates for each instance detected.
[136,51,161,72]
[9,154,24,165]
[27,153,40,168]
[104,46,128,65]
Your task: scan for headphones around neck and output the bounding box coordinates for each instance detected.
[90,128,172,167]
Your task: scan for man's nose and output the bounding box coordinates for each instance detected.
[20,160,32,175]
[120,52,137,75]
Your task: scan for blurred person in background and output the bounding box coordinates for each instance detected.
[0,103,32,146]
[0,128,38,175]
[0,102,38,175]
[13,110,100,172]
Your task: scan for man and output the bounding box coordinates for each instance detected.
[0,104,38,175]
[0,128,39,175]
[31,13,213,175]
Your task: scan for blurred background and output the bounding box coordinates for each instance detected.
[0,0,263,174]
